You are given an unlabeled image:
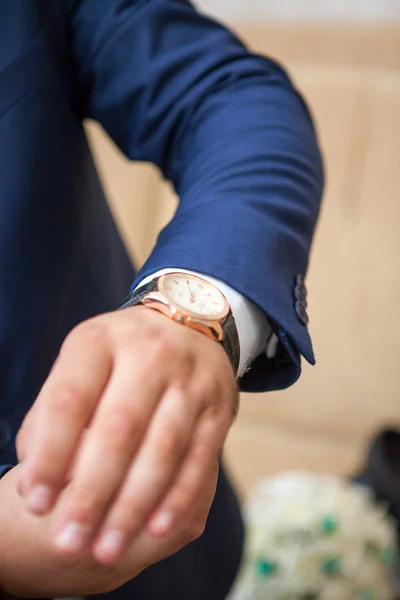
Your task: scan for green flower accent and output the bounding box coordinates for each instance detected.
[255,557,278,577]
[321,556,341,576]
[379,547,397,565]
[319,515,339,535]
[356,589,374,600]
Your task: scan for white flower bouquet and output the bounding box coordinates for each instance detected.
[227,472,398,600]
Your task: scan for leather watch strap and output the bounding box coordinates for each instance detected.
[221,313,240,376]
[119,280,157,310]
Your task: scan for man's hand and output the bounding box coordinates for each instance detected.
[0,463,219,597]
[16,307,238,564]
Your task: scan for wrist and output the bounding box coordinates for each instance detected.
[132,268,273,378]
[121,272,240,375]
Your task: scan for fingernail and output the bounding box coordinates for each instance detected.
[95,530,126,563]
[149,509,174,536]
[25,484,53,514]
[55,522,89,554]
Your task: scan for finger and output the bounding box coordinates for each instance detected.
[16,406,36,465]
[127,459,219,571]
[178,457,219,546]
[17,356,62,467]
[51,357,170,557]
[91,387,200,564]
[20,321,112,515]
[146,415,223,538]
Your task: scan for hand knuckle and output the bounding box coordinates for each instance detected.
[63,492,100,527]
[149,336,175,361]
[192,442,214,466]
[50,382,85,415]
[201,377,219,405]
[63,319,107,352]
[206,371,219,390]
[102,408,141,447]
[181,350,195,376]
[79,319,107,344]
[157,429,180,458]
[169,483,195,517]
[154,339,173,361]
[109,501,142,535]
[119,323,138,346]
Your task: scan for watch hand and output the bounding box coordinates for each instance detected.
[185,281,197,302]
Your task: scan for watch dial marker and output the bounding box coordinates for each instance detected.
[162,274,227,317]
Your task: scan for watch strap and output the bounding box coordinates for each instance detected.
[221,313,240,375]
[119,280,157,310]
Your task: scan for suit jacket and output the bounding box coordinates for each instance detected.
[0,1,323,597]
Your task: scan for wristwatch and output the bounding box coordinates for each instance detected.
[119,272,240,374]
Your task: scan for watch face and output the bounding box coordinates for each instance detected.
[159,273,229,319]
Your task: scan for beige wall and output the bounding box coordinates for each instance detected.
[86,24,400,497]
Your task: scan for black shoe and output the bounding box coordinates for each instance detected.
[354,428,400,539]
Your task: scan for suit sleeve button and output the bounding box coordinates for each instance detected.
[295,301,309,326]
[294,285,308,307]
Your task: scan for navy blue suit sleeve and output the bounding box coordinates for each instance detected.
[68,0,324,392]
[0,465,13,478]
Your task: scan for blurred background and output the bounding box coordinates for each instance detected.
[85,0,400,499]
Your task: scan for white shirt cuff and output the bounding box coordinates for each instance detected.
[135,268,275,378]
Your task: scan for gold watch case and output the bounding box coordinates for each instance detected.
[141,273,231,342]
